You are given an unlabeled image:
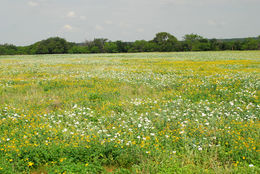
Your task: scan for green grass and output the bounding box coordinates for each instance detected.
[0,51,259,173]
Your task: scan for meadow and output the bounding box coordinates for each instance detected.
[0,51,259,173]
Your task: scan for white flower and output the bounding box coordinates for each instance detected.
[138,124,142,128]
[172,151,176,154]
[198,147,202,151]
[62,128,67,132]
[249,164,254,167]
[150,133,155,136]
[137,136,141,139]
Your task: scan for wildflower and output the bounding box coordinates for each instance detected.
[172,151,176,154]
[28,162,34,167]
[62,128,68,132]
[60,158,66,162]
[249,164,254,167]
[85,163,89,167]
[198,147,202,151]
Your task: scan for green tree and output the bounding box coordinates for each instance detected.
[115,41,128,52]
[104,42,118,53]
[129,40,148,52]
[68,46,90,54]
[30,37,70,54]
[92,38,108,53]
[241,38,258,50]
[90,46,100,53]
[209,39,219,51]
[183,34,204,51]
[152,32,178,52]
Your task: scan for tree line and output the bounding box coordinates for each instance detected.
[0,32,260,55]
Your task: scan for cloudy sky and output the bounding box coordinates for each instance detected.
[0,0,259,45]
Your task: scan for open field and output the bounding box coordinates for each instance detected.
[0,51,259,173]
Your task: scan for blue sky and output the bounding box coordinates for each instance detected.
[0,0,259,45]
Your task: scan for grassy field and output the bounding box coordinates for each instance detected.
[0,51,259,173]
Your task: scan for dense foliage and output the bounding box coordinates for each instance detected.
[0,33,260,55]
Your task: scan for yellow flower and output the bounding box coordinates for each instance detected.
[28,162,34,167]
[85,163,89,167]
[60,158,66,162]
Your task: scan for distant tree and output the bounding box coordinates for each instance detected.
[92,38,108,53]
[0,44,18,55]
[183,34,204,51]
[258,36,260,50]
[218,41,233,50]
[232,41,242,50]
[68,45,90,54]
[241,38,258,50]
[30,37,70,54]
[1,33,260,55]
[152,32,178,52]
[178,41,189,51]
[209,39,219,51]
[144,41,158,52]
[0,45,7,55]
[129,40,147,52]
[90,46,100,53]
[104,42,118,53]
[115,41,128,52]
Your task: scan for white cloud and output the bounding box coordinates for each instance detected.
[95,25,104,31]
[28,1,38,7]
[63,24,73,31]
[67,11,76,18]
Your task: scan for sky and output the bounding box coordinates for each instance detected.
[0,0,260,46]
